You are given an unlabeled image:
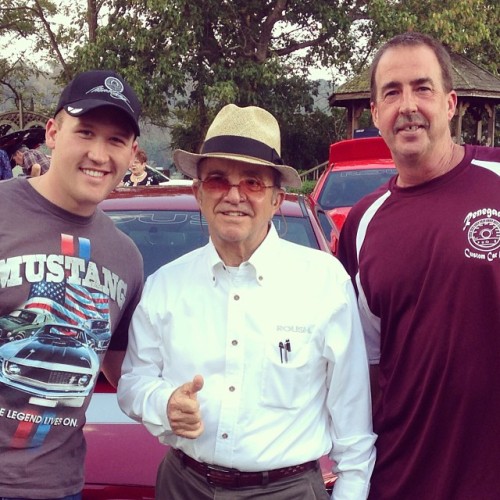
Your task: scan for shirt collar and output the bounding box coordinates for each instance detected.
[207,223,281,287]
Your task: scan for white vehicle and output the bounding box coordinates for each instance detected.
[146,165,193,186]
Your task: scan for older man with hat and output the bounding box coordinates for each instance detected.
[0,69,143,499]
[118,104,376,500]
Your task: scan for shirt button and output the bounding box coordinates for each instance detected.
[258,275,263,281]
[231,340,238,346]
[229,386,235,392]
[222,433,228,439]
[234,294,240,301]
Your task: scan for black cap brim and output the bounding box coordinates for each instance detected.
[62,100,140,137]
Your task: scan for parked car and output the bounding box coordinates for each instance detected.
[122,165,193,186]
[100,185,335,279]
[0,127,46,159]
[310,136,396,254]
[84,318,111,353]
[0,323,99,408]
[81,185,337,498]
[0,308,55,345]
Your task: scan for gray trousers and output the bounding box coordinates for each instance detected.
[156,450,330,500]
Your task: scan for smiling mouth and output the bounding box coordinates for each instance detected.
[221,211,247,217]
[81,168,107,178]
[403,125,422,131]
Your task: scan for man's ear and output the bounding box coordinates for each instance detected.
[45,118,59,150]
[129,141,138,164]
[371,101,379,129]
[447,90,458,121]
[192,180,201,202]
[272,189,285,210]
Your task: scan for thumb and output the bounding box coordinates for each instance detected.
[186,374,204,399]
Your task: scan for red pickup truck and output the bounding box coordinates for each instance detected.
[309,136,396,254]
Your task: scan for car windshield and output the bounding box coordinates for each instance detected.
[107,210,320,279]
[45,325,85,342]
[11,310,36,322]
[318,168,395,210]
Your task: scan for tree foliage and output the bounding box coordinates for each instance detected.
[366,0,499,76]
[71,0,366,156]
[1,0,498,168]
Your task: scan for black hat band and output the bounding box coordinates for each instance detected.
[201,135,284,165]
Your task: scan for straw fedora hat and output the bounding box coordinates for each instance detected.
[173,104,302,188]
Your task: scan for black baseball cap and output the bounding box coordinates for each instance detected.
[54,70,141,136]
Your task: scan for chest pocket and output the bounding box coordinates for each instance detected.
[260,333,313,409]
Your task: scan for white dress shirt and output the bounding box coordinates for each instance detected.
[118,224,376,499]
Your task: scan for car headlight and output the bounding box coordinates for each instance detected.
[77,375,91,386]
[5,362,21,375]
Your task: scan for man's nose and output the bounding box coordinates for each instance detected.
[399,89,418,114]
[224,183,245,202]
[87,141,109,164]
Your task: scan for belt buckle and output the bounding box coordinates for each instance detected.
[206,463,239,487]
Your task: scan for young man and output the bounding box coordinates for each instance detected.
[338,32,500,499]
[0,69,144,499]
[117,104,376,500]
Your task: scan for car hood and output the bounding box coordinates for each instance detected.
[0,336,94,367]
[0,317,24,330]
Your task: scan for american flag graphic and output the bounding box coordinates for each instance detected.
[22,233,109,324]
[24,281,109,325]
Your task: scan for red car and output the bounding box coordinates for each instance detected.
[310,136,396,254]
[82,185,337,499]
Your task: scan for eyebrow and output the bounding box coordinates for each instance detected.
[380,77,434,94]
[81,121,134,140]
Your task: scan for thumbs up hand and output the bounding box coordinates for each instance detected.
[167,374,205,438]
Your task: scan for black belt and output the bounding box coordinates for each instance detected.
[173,448,317,488]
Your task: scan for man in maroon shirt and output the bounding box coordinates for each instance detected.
[338,32,500,500]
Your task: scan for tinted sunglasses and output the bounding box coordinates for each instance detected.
[199,177,276,196]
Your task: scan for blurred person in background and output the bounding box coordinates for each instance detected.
[0,148,13,179]
[12,144,51,177]
[121,148,159,186]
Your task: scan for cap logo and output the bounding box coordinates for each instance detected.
[86,76,134,112]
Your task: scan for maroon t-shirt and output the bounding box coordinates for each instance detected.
[339,145,500,500]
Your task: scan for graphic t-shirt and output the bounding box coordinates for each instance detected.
[0,178,143,498]
[338,145,500,500]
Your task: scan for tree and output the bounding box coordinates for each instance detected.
[2,1,498,166]
[366,0,499,76]
[70,0,369,166]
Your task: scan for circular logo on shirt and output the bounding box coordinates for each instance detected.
[468,217,500,252]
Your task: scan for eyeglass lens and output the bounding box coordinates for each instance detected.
[202,177,273,195]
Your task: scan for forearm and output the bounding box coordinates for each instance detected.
[116,303,175,437]
[101,349,126,388]
[327,283,376,499]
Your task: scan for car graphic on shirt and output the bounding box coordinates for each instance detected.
[84,318,111,353]
[0,322,100,408]
[0,308,56,345]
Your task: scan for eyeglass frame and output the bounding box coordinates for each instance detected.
[198,176,279,197]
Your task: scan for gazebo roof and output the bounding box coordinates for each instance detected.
[329,53,500,107]
[451,54,500,98]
